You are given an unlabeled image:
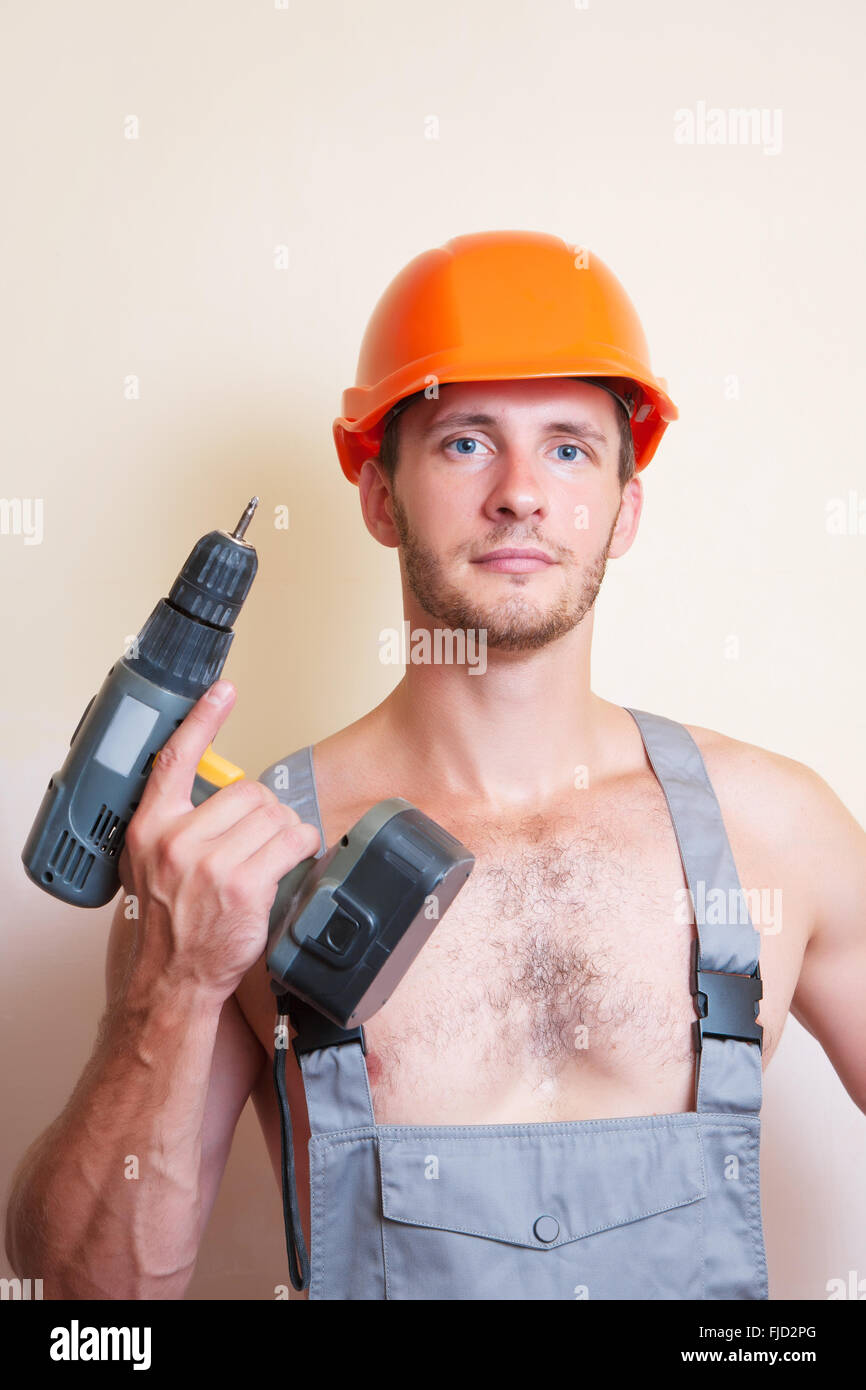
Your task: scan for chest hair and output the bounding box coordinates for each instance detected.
[365,801,697,1089]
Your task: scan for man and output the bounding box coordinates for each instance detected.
[7,231,865,1301]
[238,229,866,1299]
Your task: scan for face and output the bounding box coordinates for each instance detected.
[359,378,643,652]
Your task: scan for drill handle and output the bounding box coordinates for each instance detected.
[191,751,319,945]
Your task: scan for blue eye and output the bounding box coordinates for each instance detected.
[555,444,586,462]
[447,437,482,455]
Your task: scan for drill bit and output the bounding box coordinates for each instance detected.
[232,496,259,541]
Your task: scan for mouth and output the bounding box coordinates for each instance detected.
[472,547,556,573]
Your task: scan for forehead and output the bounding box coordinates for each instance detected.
[399,377,619,433]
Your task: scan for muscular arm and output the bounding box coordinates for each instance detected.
[4,896,267,1299]
[788,764,866,1113]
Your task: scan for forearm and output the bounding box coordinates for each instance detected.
[6,974,224,1300]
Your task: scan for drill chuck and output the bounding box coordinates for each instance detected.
[133,498,259,700]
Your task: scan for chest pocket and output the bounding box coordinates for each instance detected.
[377,1116,708,1300]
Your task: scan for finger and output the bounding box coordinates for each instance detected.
[135,679,237,822]
[194,799,310,864]
[187,777,300,841]
[240,818,323,881]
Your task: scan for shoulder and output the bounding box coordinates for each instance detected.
[679,720,864,907]
[681,720,825,806]
[622,703,823,815]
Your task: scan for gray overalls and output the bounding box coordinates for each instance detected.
[259,708,768,1300]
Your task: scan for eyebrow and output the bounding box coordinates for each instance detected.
[418,411,610,448]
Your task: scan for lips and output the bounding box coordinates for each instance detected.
[472,547,556,573]
[474,548,554,563]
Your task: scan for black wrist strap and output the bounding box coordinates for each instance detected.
[272,992,311,1292]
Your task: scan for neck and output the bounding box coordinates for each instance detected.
[374,607,610,810]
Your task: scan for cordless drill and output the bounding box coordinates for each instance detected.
[21,498,475,1027]
[22,498,262,908]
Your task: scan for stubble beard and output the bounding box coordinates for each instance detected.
[389,489,620,653]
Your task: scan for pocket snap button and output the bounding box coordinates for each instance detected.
[533,1215,560,1243]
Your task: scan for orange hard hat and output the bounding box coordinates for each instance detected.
[333,229,678,484]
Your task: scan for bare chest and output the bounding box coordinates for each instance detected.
[356,802,701,1116]
[240,766,800,1125]
[242,782,771,1123]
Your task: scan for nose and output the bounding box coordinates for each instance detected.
[482,450,549,525]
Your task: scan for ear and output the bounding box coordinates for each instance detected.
[607,475,643,559]
[358,456,400,549]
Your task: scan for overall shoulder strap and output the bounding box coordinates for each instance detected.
[258,745,327,857]
[258,745,376,1130]
[258,745,375,1290]
[624,708,763,1115]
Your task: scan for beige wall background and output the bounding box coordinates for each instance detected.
[2,0,864,1300]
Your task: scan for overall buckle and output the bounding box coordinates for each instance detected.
[690,938,763,1053]
[271,985,367,1061]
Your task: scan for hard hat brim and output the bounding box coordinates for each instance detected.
[334,357,678,485]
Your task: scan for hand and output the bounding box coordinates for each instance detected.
[117,679,321,1004]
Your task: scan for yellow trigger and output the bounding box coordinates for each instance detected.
[196,744,246,788]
